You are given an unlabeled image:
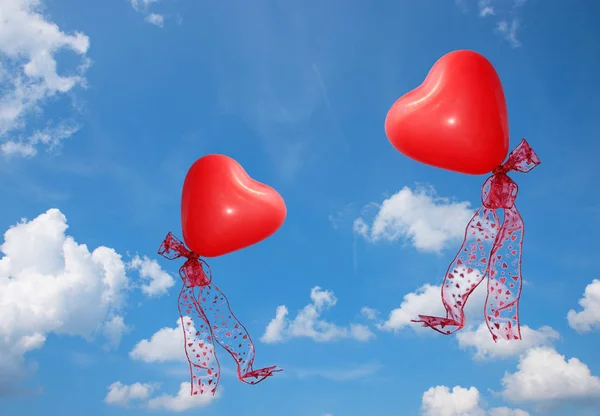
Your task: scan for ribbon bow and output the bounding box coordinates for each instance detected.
[158,232,281,396]
[412,139,540,342]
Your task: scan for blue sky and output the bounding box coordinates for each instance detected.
[1,0,600,415]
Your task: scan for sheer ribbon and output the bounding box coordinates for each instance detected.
[158,232,281,395]
[412,139,540,341]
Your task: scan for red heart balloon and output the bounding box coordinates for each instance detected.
[181,154,286,257]
[385,50,509,175]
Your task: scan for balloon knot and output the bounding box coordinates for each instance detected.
[492,165,507,176]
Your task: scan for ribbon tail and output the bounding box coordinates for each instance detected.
[412,207,499,334]
[485,206,524,342]
[198,283,282,384]
[178,285,221,396]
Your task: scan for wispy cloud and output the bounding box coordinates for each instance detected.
[496,19,522,48]
[458,0,528,47]
[328,203,356,230]
[1,122,81,157]
[130,0,160,11]
[204,4,349,180]
[478,0,496,17]
[0,0,90,156]
[129,0,165,27]
[312,63,332,110]
[145,13,164,28]
[292,362,382,382]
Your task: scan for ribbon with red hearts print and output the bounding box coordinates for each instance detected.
[412,139,540,342]
[158,232,281,396]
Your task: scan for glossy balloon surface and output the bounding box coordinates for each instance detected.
[385,50,509,175]
[181,154,286,257]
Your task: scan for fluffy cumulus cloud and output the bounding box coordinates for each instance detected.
[105,381,158,406]
[115,318,221,411]
[0,0,90,156]
[0,209,131,394]
[421,385,485,416]
[129,317,188,363]
[261,286,375,343]
[105,381,218,411]
[376,282,486,333]
[421,385,529,416]
[114,317,220,411]
[456,323,560,360]
[354,186,473,253]
[128,254,175,297]
[146,382,218,411]
[567,279,600,333]
[501,347,600,406]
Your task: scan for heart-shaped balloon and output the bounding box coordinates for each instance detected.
[181,154,286,258]
[385,50,509,175]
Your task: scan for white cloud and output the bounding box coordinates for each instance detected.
[501,347,600,405]
[378,282,486,333]
[354,186,473,253]
[130,0,166,27]
[460,0,527,47]
[147,382,219,411]
[125,321,221,411]
[457,323,560,360]
[0,0,90,155]
[421,385,530,416]
[567,279,600,333]
[478,0,495,16]
[103,315,132,350]
[0,209,132,394]
[104,381,158,406]
[130,0,160,12]
[328,203,355,229]
[145,13,164,28]
[129,254,175,297]
[262,305,289,343]
[129,318,189,363]
[421,385,485,416]
[261,286,375,343]
[488,408,530,416]
[1,121,81,157]
[105,381,219,411]
[496,19,521,48]
[360,306,379,320]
